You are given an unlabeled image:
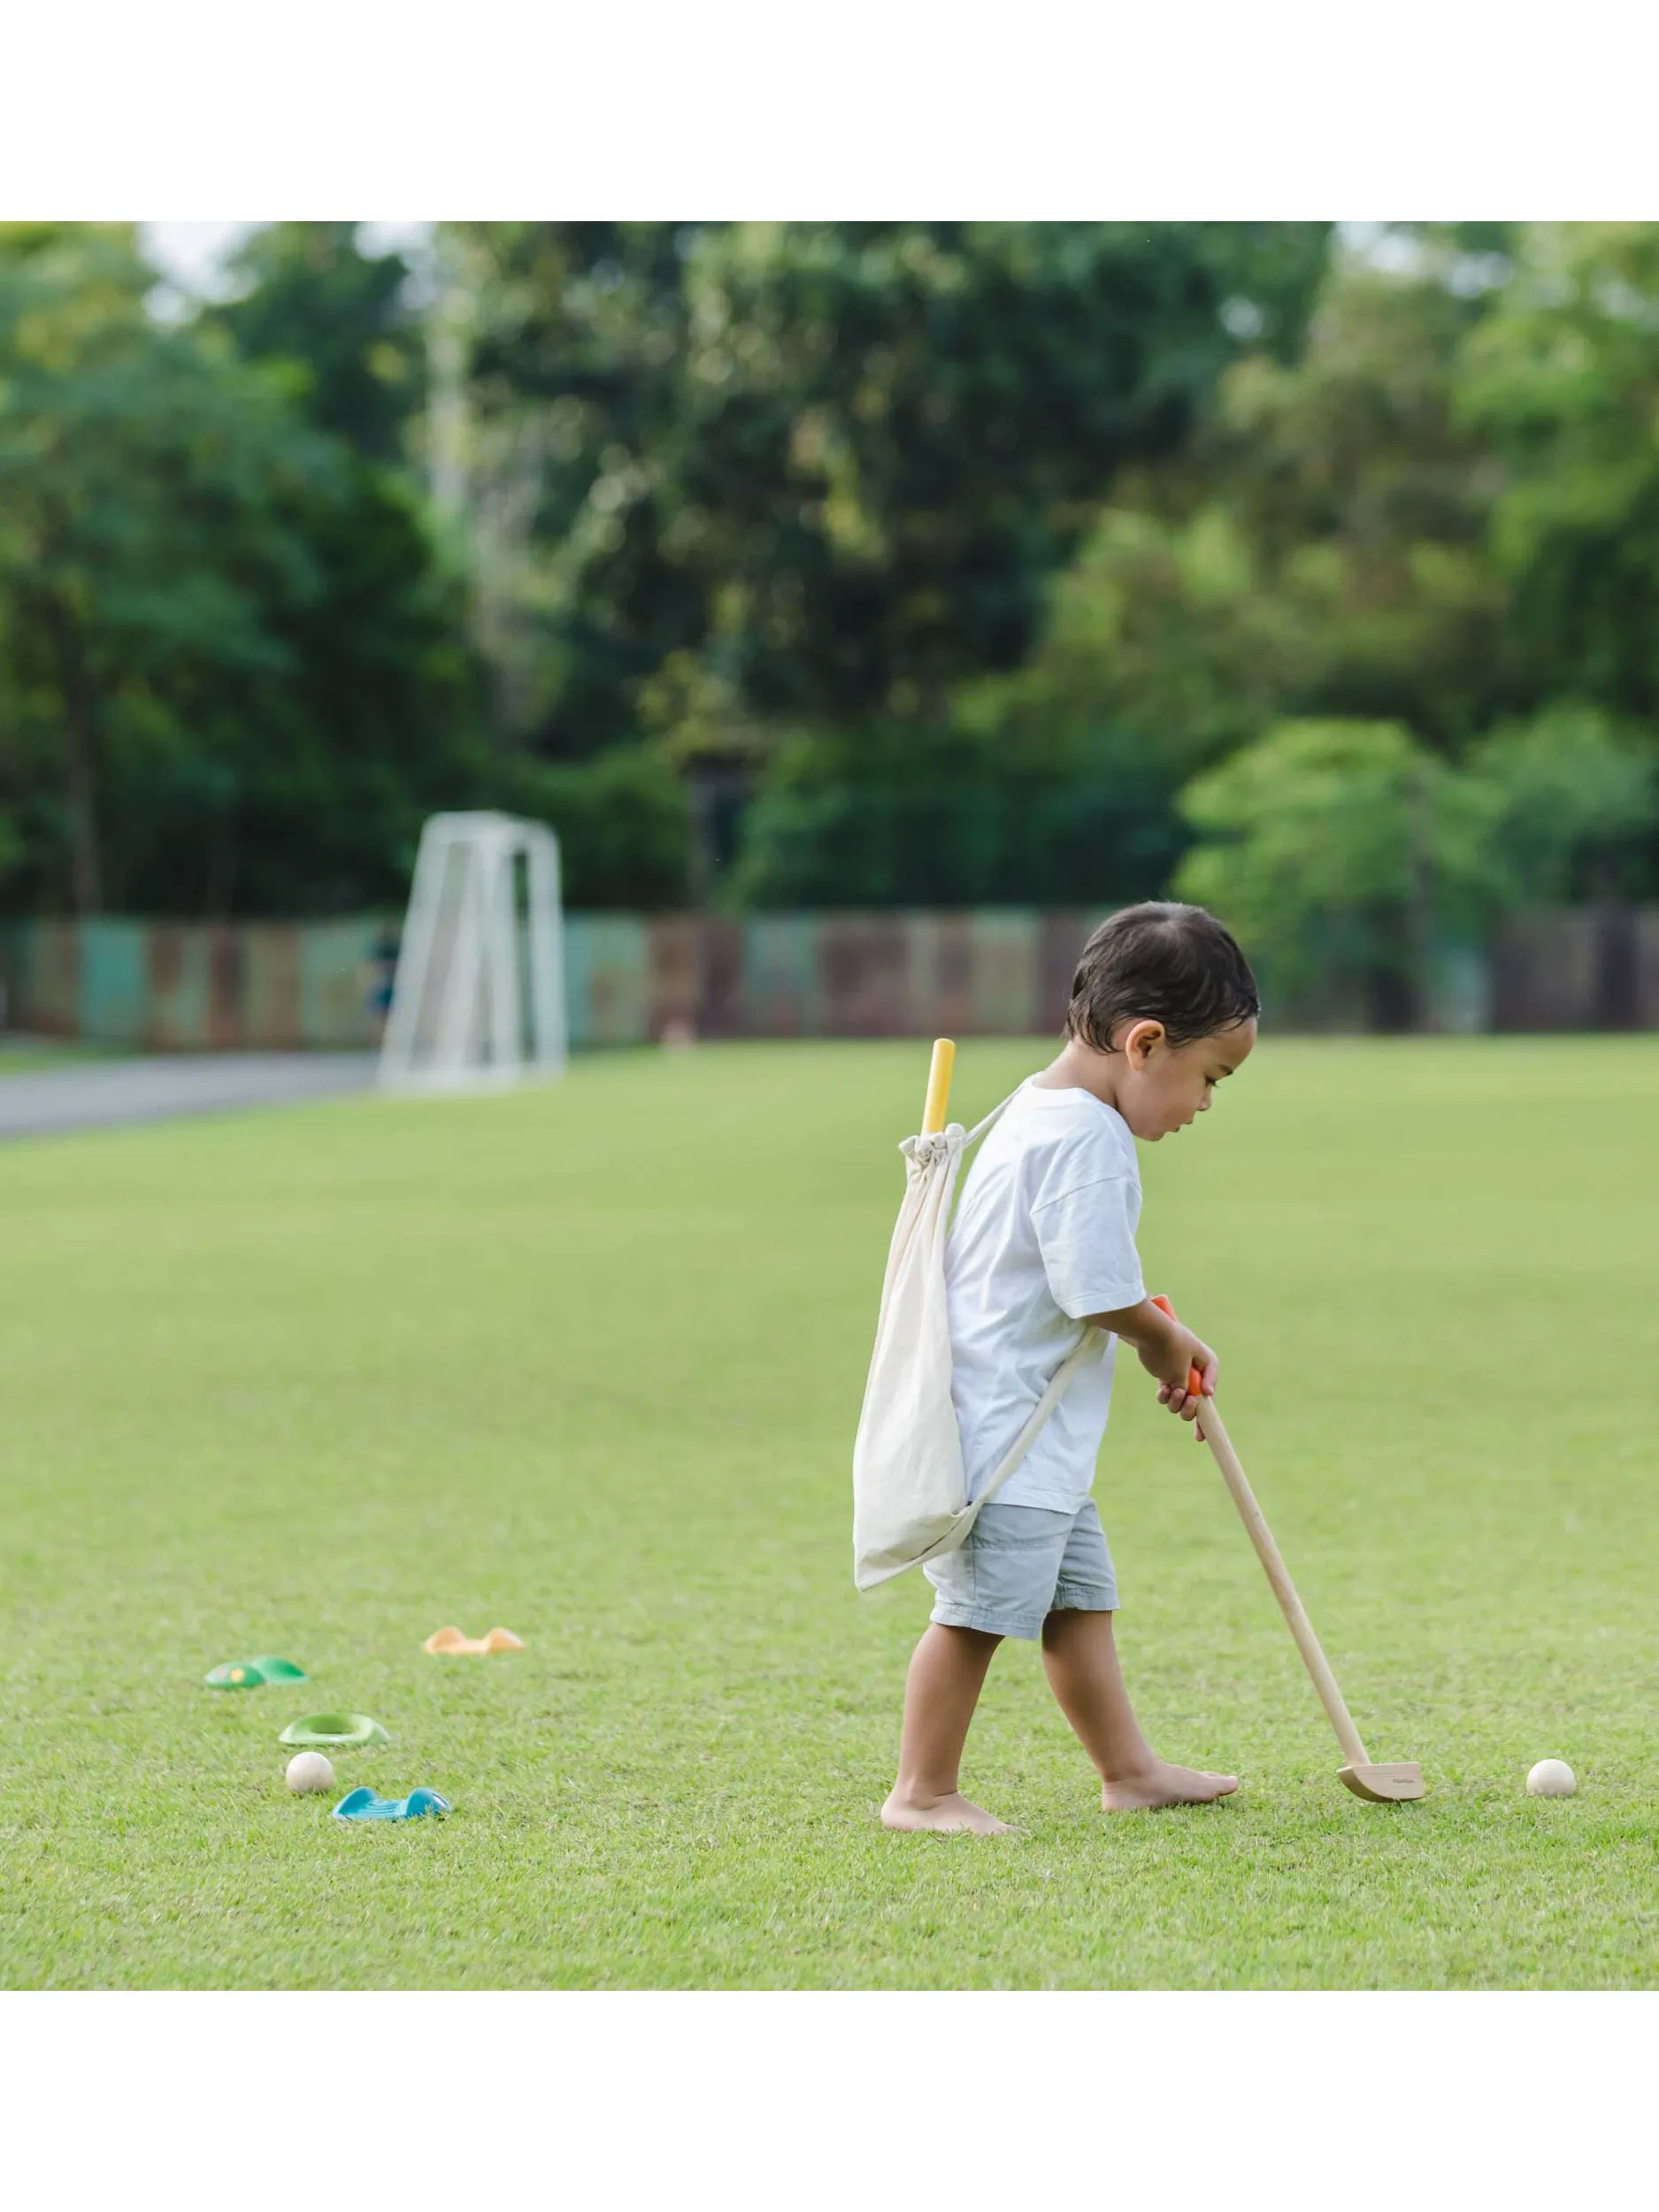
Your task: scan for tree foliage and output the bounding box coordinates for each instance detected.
[449,220,1333,759]
[1456,224,1659,726]
[6,219,1659,961]
[1463,704,1655,903]
[733,723,1182,910]
[0,223,486,918]
[1176,706,1655,1021]
[987,253,1517,779]
[1175,720,1493,1024]
[209,222,426,464]
[496,744,691,910]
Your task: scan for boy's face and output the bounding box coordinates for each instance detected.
[1112,1017,1256,1141]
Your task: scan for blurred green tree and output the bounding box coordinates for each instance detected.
[1174,719,1499,1026]
[12,218,1659,935]
[1175,708,1654,1023]
[1462,703,1655,903]
[0,222,486,917]
[448,221,1334,778]
[209,222,425,464]
[495,744,691,909]
[666,221,1333,737]
[732,722,1181,910]
[1456,224,1659,728]
[988,246,1517,787]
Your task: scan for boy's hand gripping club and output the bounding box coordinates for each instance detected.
[1151,1294,1425,1805]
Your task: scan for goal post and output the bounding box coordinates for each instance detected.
[378,810,566,1092]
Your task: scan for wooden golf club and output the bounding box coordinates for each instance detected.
[1150,1295,1424,1803]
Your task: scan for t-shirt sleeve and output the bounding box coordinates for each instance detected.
[1031,1174,1146,1321]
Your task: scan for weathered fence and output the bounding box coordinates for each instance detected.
[3,908,1658,1051]
[0,918,384,1050]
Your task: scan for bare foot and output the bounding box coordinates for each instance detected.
[881,1788,1012,1835]
[1101,1761,1239,1812]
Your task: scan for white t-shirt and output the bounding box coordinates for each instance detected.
[946,1083,1145,1513]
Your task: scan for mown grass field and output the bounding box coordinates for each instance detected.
[1,1036,1655,1988]
[0,1039,127,1076]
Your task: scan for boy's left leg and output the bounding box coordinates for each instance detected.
[882,1624,1010,1834]
[1041,1608,1238,1810]
[887,1502,1084,1836]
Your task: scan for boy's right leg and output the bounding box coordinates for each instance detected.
[1038,1502,1237,1810]
[881,1624,1010,1834]
[1041,1608,1238,1809]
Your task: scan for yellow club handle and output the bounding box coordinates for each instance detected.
[921,1038,956,1134]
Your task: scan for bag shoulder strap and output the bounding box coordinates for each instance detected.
[972,1328,1097,1512]
[903,1080,1027,1163]
[962,1081,1029,1149]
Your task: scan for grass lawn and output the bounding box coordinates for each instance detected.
[1,1035,1655,1989]
[0,1038,130,1076]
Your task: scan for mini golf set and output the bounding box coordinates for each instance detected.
[204,1625,522,1822]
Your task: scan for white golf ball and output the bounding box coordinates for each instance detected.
[1525,1758,1577,1797]
[285,1750,336,1795]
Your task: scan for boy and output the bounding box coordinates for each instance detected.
[881,902,1259,1834]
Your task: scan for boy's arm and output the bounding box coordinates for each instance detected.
[1087,1297,1217,1423]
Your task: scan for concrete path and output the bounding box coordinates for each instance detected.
[0,1053,378,1141]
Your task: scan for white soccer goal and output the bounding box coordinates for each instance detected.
[378,811,566,1092]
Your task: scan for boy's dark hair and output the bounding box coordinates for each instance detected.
[1065,902,1259,1051]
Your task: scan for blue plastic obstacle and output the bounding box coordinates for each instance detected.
[331,1786,451,1824]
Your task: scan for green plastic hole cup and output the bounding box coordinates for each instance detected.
[279,1712,389,1748]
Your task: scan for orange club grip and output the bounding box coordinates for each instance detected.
[1150,1293,1204,1399]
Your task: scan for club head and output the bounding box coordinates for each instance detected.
[1338,1761,1425,1803]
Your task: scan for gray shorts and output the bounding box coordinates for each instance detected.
[924,1498,1118,1641]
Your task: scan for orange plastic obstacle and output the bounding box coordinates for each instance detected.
[422,1625,525,1655]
